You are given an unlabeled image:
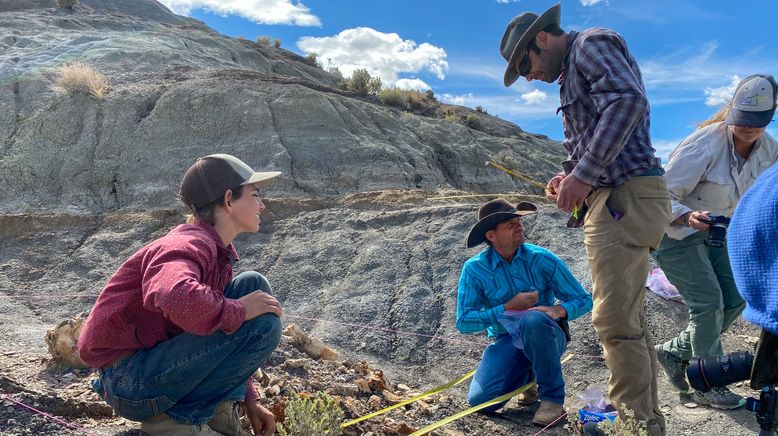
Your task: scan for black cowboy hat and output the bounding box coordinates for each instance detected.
[466,198,538,248]
[499,3,561,87]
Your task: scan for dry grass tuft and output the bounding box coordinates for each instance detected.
[56,62,108,99]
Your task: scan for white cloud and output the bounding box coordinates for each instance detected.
[496,0,519,3]
[297,27,448,87]
[704,75,741,107]
[580,0,605,5]
[652,137,684,162]
[520,89,548,105]
[394,78,431,91]
[440,93,474,106]
[159,0,320,26]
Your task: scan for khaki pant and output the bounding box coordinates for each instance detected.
[584,176,671,436]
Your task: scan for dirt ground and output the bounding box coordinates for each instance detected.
[0,193,766,435]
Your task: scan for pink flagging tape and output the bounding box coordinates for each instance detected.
[0,392,102,436]
[532,411,569,435]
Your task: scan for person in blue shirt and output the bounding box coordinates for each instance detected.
[457,198,592,428]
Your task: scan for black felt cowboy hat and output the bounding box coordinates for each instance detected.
[499,3,561,87]
[466,198,538,248]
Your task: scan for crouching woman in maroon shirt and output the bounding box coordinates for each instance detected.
[78,154,284,435]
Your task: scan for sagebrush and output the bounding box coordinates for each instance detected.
[277,392,344,436]
[340,68,382,96]
[379,87,435,115]
[56,62,107,98]
[56,0,78,10]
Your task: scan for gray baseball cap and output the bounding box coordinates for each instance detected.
[726,74,777,128]
[180,154,281,210]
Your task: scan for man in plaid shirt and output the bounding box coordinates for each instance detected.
[499,4,672,435]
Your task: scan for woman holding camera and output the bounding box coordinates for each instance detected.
[653,74,778,409]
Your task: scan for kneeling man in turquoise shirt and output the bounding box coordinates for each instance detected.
[457,198,592,428]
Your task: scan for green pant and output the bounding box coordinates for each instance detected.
[653,232,745,360]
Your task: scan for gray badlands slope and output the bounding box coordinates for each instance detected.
[0,1,761,434]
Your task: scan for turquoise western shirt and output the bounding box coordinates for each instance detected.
[456,243,592,337]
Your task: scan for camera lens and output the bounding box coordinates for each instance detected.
[687,351,754,392]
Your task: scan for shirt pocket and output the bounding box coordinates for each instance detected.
[695,172,735,210]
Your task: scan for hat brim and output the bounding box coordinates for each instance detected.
[242,171,282,188]
[726,108,776,128]
[503,3,561,87]
[466,204,537,248]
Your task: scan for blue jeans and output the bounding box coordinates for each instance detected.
[92,272,282,425]
[468,311,567,411]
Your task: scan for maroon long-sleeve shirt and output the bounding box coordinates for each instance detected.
[78,221,259,401]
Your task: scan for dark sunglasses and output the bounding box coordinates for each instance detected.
[517,47,531,76]
[516,40,540,77]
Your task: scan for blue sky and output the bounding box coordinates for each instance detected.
[159,0,778,160]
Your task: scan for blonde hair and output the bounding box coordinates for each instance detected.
[697,105,730,130]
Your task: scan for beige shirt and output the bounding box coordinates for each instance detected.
[663,121,778,240]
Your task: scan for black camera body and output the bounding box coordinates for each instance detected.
[699,215,731,248]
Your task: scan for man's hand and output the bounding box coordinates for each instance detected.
[504,291,539,311]
[545,175,565,202]
[687,211,712,231]
[529,305,567,320]
[245,400,275,436]
[556,174,592,212]
[238,291,283,321]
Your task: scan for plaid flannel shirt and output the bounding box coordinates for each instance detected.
[558,29,662,187]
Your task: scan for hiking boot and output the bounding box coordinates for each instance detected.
[581,421,606,436]
[516,384,539,406]
[532,401,565,427]
[208,401,252,436]
[140,413,222,436]
[692,387,746,410]
[655,345,690,393]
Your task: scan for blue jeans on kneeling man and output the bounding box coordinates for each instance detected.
[468,310,567,412]
[92,271,282,425]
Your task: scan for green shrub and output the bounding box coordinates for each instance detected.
[274,39,282,48]
[379,87,409,109]
[443,108,459,123]
[475,105,488,114]
[277,392,344,436]
[342,68,382,96]
[256,36,271,45]
[56,0,78,10]
[425,88,436,101]
[303,52,321,68]
[465,113,481,129]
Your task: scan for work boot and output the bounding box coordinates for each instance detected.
[516,384,539,406]
[655,344,690,393]
[532,401,565,427]
[692,387,746,410]
[208,401,253,436]
[140,413,222,436]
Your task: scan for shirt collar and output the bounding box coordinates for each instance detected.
[194,220,240,265]
[560,31,579,75]
[487,244,525,270]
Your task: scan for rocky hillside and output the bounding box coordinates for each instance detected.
[0,1,762,435]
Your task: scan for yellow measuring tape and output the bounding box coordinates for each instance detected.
[409,354,574,436]
[486,161,548,191]
[487,160,580,217]
[342,353,574,432]
[341,369,476,428]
